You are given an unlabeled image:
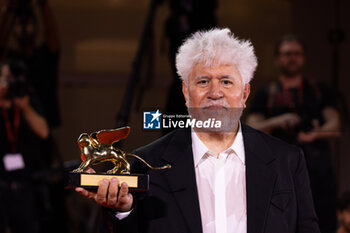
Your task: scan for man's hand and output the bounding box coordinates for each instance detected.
[12,95,49,139]
[13,95,30,111]
[246,112,300,134]
[298,119,320,144]
[276,113,301,130]
[75,169,133,212]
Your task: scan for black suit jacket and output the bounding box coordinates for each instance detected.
[107,124,320,233]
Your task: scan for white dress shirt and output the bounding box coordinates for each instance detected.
[191,123,247,233]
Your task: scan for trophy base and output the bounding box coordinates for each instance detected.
[65,172,149,191]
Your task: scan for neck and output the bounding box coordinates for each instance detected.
[194,123,239,156]
[279,74,303,89]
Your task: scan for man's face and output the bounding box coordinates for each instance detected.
[13,17,37,47]
[338,208,350,232]
[182,63,250,131]
[276,41,305,77]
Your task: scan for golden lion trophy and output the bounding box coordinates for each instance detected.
[65,126,171,191]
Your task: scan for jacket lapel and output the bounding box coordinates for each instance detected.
[162,129,203,233]
[160,125,277,233]
[242,124,277,233]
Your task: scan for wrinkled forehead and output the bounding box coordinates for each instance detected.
[279,41,304,53]
[189,62,242,80]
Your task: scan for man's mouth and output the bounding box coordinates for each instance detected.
[202,105,227,110]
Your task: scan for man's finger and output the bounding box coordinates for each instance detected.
[312,119,320,129]
[75,187,88,196]
[85,167,96,174]
[118,182,130,201]
[75,187,96,200]
[116,182,133,211]
[96,179,109,206]
[107,178,119,207]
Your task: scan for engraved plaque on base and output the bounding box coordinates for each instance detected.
[65,172,149,191]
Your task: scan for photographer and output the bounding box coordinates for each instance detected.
[246,35,341,233]
[0,0,60,128]
[0,59,49,233]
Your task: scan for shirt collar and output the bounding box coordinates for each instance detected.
[191,122,245,167]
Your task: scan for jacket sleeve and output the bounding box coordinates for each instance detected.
[99,149,148,233]
[294,148,321,233]
[99,204,139,233]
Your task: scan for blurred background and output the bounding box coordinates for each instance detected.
[0,0,349,232]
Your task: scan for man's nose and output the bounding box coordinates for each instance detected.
[207,82,223,100]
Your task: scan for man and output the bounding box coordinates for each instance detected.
[76,28,320,233]
[246,35,340,233]
[337,191,350,233]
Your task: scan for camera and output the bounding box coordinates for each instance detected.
[8,77,28,98]
[1,60,29,99]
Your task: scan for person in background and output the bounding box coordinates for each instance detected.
[0,2,67,231]
[0,59,49,233]
[246,35,341,233]
[0,0,60,128]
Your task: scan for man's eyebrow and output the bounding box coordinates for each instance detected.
[218,75,233,79]
[193,75,233,80]
[194,75,210,80]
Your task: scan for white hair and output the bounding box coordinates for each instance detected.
[176,28,257,84]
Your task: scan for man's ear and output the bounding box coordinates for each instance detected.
[243,83,250,108]
[182,81,188,107]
